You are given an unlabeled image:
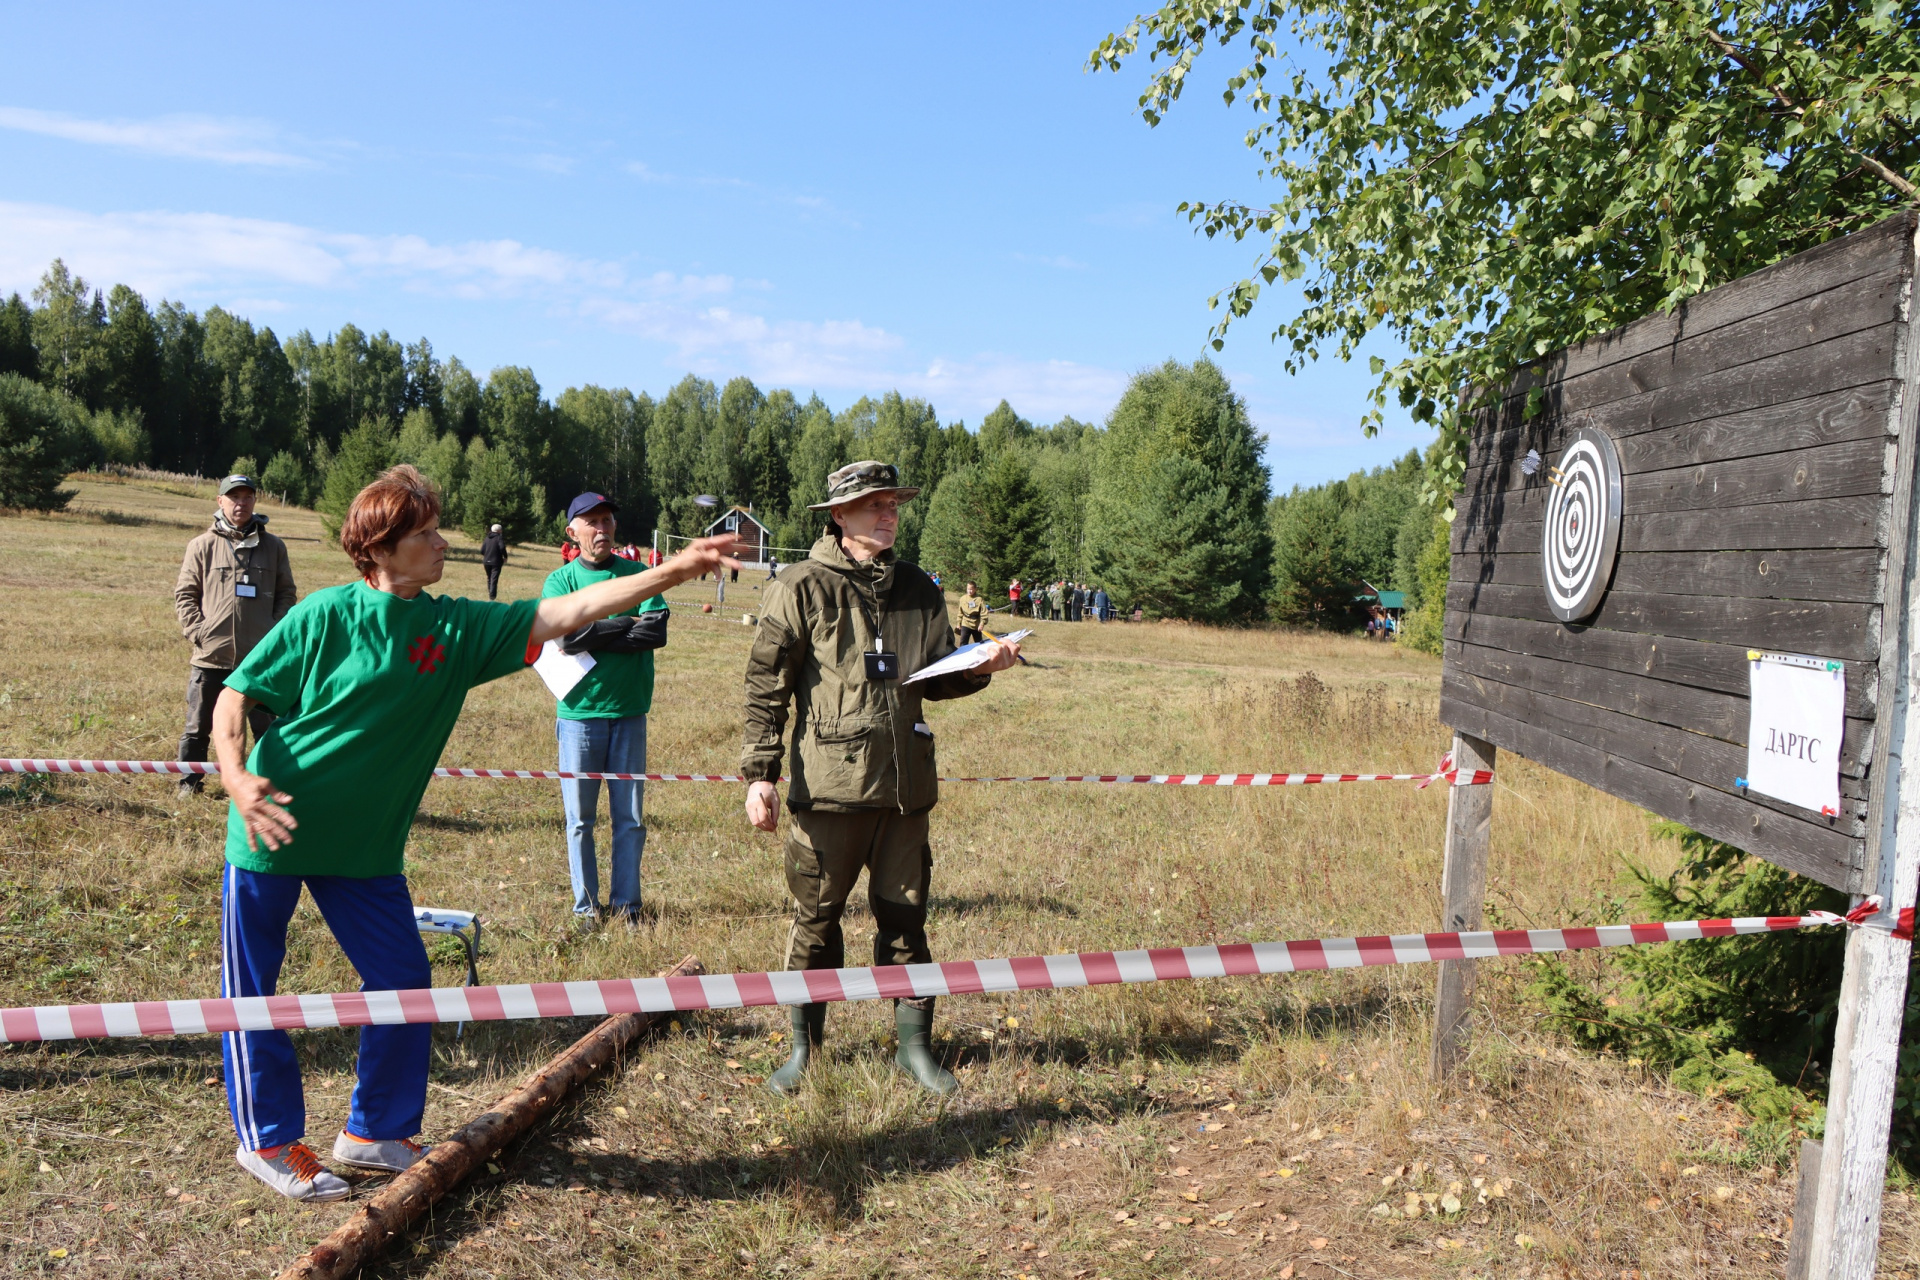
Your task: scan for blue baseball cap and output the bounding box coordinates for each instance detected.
[566,492,619,521]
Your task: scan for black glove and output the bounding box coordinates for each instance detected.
[559,611,669,655]
[558,619,634,655]
[623,608,668,651]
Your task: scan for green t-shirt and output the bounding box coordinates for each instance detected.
[223,581,539,878]
[540,557,668,720]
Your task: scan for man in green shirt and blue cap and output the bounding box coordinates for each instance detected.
[542,492,671,926]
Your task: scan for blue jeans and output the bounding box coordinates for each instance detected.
[220,864,431,1149]
[556,715,647,916]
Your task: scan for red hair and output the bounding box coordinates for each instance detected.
[340,465,441,577]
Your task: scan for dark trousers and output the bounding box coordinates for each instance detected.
[784,807,933,1009]
[484,563,503,600]
[958,626,983,646]
[180,667,274,790]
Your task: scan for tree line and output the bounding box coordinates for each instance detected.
[1268,448,1449,652]
[1,257,1402,625]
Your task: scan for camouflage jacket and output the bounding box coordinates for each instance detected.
[743,533,988,813]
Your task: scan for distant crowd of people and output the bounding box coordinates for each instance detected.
[1005,577,1115,622]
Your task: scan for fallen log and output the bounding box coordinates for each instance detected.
[278,954,703,1280]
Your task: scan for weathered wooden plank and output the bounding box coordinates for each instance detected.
[1443,580,1881,659]
[1491,212,1916,406]
[1452,546,1885,604]
[1453,493,1886,557]
[1439,695,1862,890]
[1463,436,1890,522]
[1443,637,1866,794]
[1442,609,1880,718]
[1506,269,1908,425]
[1573,323,1901,447]
[1443,641,1875,793]
[1463,325,1904,496]
[1438,667,1873,832]
[1464,382,1896,484]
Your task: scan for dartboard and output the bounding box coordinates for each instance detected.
[1541,427,1623,623]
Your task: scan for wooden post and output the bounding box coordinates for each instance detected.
[1805,819,1918,1277]
[1785,1139,1822,1280]
[1431,731,1495,1080]
[1806,245,1920,1280]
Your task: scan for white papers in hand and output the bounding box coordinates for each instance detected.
[533,640,595,700]
[902,630,1032,685]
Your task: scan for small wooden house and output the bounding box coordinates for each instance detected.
[704,506,774,567]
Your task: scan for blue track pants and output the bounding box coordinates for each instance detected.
[220,864,431,1151]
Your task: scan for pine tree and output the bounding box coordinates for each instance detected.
[1087,359,1271,621]
[318,417,397,537]
[1098,454,1252,620]
[1270,486,1357,627]
[0,293,35,380]
[0,373,82,510]
[461,436,531,541]
[919,451,1048,589]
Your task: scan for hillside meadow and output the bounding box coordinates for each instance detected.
[0,477,1913,1278]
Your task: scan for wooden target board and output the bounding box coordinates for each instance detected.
[1443,210,1920,893]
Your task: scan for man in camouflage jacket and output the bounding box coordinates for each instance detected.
[743,461,1022,1095]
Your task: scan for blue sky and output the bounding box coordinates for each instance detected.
[0,2,1429,492]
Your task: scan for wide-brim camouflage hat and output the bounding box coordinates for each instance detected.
[807,460,921,509]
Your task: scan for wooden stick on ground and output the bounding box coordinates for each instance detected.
[278,954,704,1280]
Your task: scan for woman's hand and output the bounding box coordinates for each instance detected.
[228,767,297,852]
[975,639,1022,674]
[211,687,294,851]
[746,780,780,832]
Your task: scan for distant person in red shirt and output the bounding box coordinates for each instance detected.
[1008,578,1022,617]
[562,540,580,563]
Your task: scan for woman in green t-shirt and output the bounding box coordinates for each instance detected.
[211,465,737,1202]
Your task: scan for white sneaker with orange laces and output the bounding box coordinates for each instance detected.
[235,1142,352,1202]
[332,1130,430,1173]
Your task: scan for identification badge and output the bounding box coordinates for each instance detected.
[863,651,898,681]
[235,583,258,598]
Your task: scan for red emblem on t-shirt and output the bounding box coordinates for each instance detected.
[407,634,448,675]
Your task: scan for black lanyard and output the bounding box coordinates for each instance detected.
[850,558,897,680]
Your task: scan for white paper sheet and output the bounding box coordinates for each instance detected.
[533,640,596,701]
[902,630,1032,685]
[1745,652,1846,816]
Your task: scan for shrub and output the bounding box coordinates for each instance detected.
[0,372,83,510]
[1528,822,1918,1165]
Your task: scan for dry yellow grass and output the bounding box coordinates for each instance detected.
[0,476,1913,1278]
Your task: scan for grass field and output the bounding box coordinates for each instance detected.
[1,476,1914,1279]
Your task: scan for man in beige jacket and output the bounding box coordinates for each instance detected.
[174,474,297,796]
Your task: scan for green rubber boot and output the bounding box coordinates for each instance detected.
[893,999,958,1096]
[768,1003,825,1096]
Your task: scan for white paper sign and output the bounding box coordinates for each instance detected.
[532,640,596,701]
[1745,652,1845,816]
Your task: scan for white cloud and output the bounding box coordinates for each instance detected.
[0,197,1128,421]
[0,106,309,167]
[0,200,709,302]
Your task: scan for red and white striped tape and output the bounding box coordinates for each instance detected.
[0,759,1492,787]
[2,902,1904,1045]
